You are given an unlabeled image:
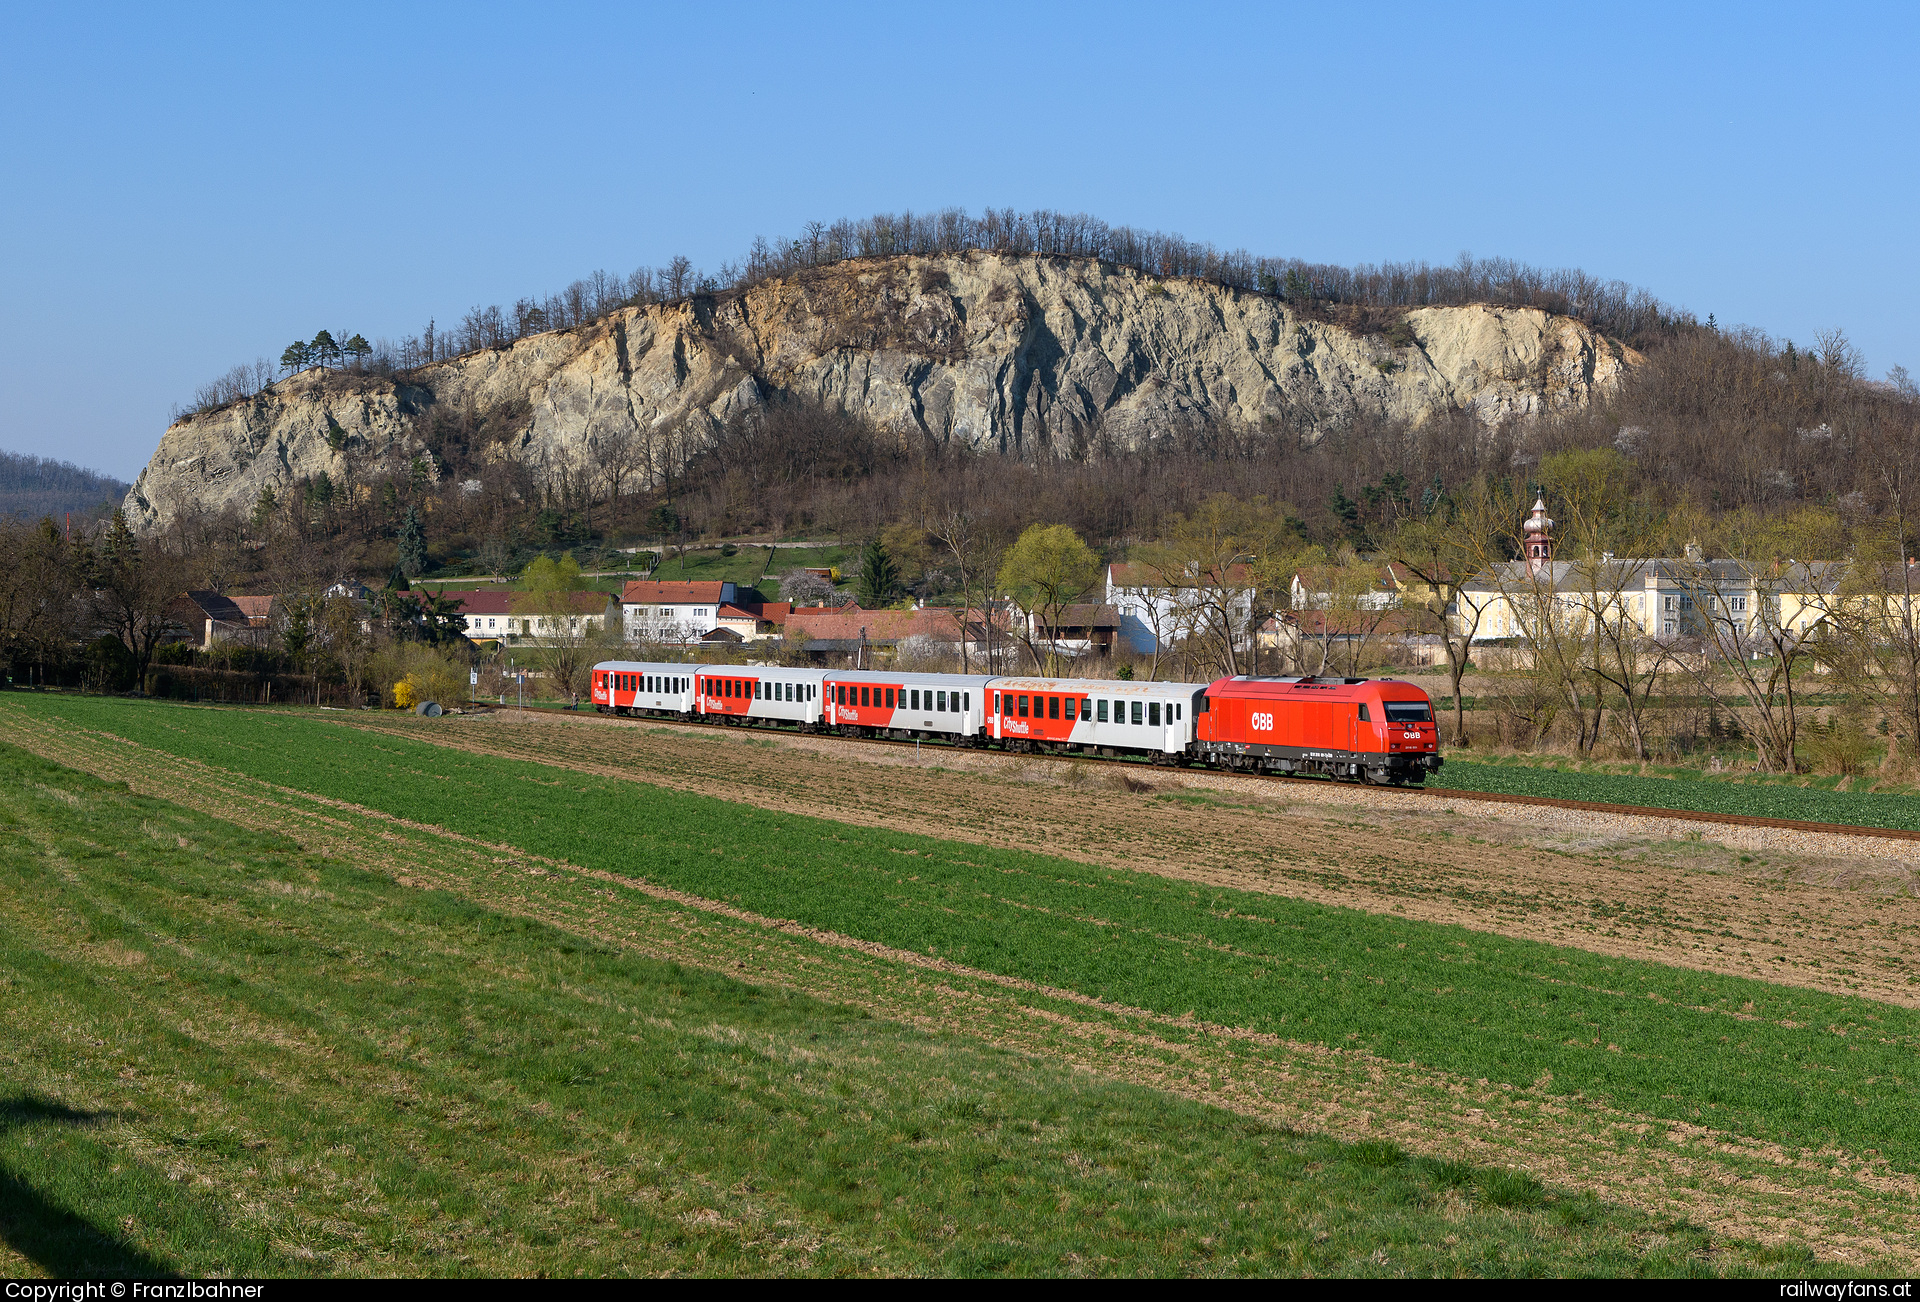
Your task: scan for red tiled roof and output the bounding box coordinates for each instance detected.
[621,580,730,604]
[230,595,274,620]
[784,605,963,643]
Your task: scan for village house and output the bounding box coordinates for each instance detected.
[1104,562,1257,654]
[168,591,275,650]
[619,580,737,642]
[432,589,621,644]
[1450,500,1842,643]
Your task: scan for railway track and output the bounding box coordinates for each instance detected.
[487,705,1920,847]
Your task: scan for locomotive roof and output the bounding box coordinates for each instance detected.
[1205,675,1432,701]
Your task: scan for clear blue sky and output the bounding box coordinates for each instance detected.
[2,1,1914,482]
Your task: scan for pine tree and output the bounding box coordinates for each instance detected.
[280,340,312,374]
[398,505,427,577]
[310,330,340,370]
[855,538,901,607]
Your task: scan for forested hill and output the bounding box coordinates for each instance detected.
[0,450,128,521]
[127,252,1639,534]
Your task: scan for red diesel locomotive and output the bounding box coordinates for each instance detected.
[1196,675,1442,784]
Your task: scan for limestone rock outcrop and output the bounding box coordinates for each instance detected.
[126,253,1641,531]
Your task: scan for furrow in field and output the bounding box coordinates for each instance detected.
[337,711,1920,1011]
[7,713,1918,1267]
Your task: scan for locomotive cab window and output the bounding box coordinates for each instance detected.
[1384,701,1433,723]
[1357,703,1370,722]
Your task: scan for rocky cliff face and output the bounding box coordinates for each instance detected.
[126,253,1642,531]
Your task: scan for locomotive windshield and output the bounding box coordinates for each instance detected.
[1384,701,1433,723]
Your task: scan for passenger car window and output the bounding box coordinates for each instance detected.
[1149,702,1161,727]
[1048,696,1059,719]
[1097,699,1109,722]
[1131,700,1142,725]
[937,691,947,711]
[1018,695,1029,717]
[1064,697,1076,721]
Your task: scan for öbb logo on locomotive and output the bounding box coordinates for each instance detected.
[590,664,1443,785]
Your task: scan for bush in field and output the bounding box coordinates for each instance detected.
[375,642,469,710]
[1802,712,1874,778]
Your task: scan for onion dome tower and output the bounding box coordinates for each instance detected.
[1523,497,1555,579]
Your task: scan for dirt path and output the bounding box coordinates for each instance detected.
[335,710,1920,1012]
[7,713,1916,1267]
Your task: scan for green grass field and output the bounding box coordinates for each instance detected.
[1433,759,1920,829]
[0,736,1824,1277]
[11,696,1918,1179]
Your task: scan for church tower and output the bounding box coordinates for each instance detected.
[1523,497,1555,579]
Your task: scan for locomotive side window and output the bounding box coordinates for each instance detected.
[1384,702,1433,723]
[1357,703,1369,721]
